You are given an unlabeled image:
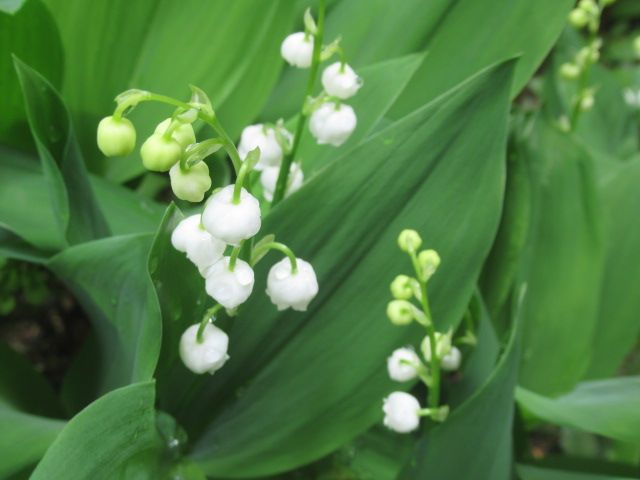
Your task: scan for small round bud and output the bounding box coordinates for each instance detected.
[418,249,441,280]
[140,134,183,172]
[266,258,319,311]
[568,8,588,28]
[169,161,212,203]
[204,257,255,310]
[578,0,598,15]
[390,275,414,300]
[201,185,261,246]
[155,118,196,150]
[281,32,314,68]
[580,94,595,112]
[421,332,461,371]
[397,229,422,252]
[382,392,421,433]
[179,323,229,374]
[441,346,462,371]
[321,62,363,99]
[308,102,357,147]
[97,116,136,157]
[560,63,580,80]
[387,347,421,382]
[386,300,415,325]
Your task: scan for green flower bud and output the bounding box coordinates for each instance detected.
[141,134,183,172]
[568,8,588,28]
[169,161,212,202]
[560,62,580,80]
[580,94,595,112]
[96,116,136,157]
[397,229,422,252]
[386,300,415,325]
[155,118,196,150]
[418,249,441,280]
[390,275,414,300]
[578,0,598,15]
[421,331,452,361]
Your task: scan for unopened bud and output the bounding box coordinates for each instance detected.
[397,229,422,253]
[386,300,415,325]
[390,275,414,300]
[560,63,580,80]
[418,249,441,280]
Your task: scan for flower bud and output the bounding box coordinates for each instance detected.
[397,229,422,252]
[171,214,225,274]
[421,332,461,371]
[382,391,421,433]
[580,93,595,112]
[386,300,414,325]
[260,163,304,201]
[179,323,229,374]
[417,249,441,280]
[238,124,291,170]
[266,258,319,311]
[309,102,357,147]
[568,8,588,28]
[204,257,255,310]
[560,63,580,80]
[281,32,314,68]
[169,162,212,202]
[578,0,598,15]
[154,118,196,150]
[390,275,414,300]
[97,116,136,157]
[387,347,421,382]
[321,62,363,99]
[141,133,183,172]
[201,185,261,245]
[440,346,462,371]
[634,36,640,58]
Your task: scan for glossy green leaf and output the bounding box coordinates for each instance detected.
[0,0,63,148]
[399,294,521,479]
[149,60,515,476]
[518,119,604,395]
[14,57,110,245]
[516,377,640,445]
[30,382,158,479]
[518,465,637,480]
[48,234,162,397]
[42,0,295,181]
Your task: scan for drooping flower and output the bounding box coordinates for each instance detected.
[97,116,136,157]
[171,214,226,275]
[321,62,362,99]
[202,185,261,245]
[204,257,255,310]
[421,332,462,372]
[154,118,196,150]
[179,323,229,374]
[260,163,304,201]
[387,347,421,382]
[281,32,314,68]
[169,161,212,202]
[266,258,318,311]
[309,102,357,147]
[382,391,421,433]
[140,133,183,172]
[237,124,291,170]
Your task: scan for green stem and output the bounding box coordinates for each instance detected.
[271,0,325,206]
[197,304,223,342]
[232,159,251,204]
[251,241,298,273]
[228,243,244,271]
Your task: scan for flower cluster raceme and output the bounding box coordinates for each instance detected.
[381,229,474,434]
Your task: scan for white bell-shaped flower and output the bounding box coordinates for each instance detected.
[204,257,255,310]
[387,347,421,382]
[170,214,226,274]
[321,62,363,99]
[260,163,304,202]
[309,102,357,147]
[179,323,229,374]
[281,32,314,68]
[382,391,421,433]
[266,258,318,311]
[421,332,462,372]
[238,124,291,170]
[201,185,261,246]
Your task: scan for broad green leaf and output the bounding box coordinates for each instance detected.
[586,158,640,378]
[30,382,158,479]
[42,0,295,181]
[0,0,63,148]
[14,57,110,245]
[399,293,522,479]
[48,234,162,397]
[295,53,425,175]
[389,0,574,118]
[518,119,604,395]
[159,60,516,476]
[346,427,414,480]
[518,465,637,480]
[516,377,640,445]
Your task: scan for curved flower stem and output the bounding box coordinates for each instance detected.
[232,158,251,204]
[228,242,244,271]
[197,304,223,342]
[250,241,298,273]
[271,0,325,206]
